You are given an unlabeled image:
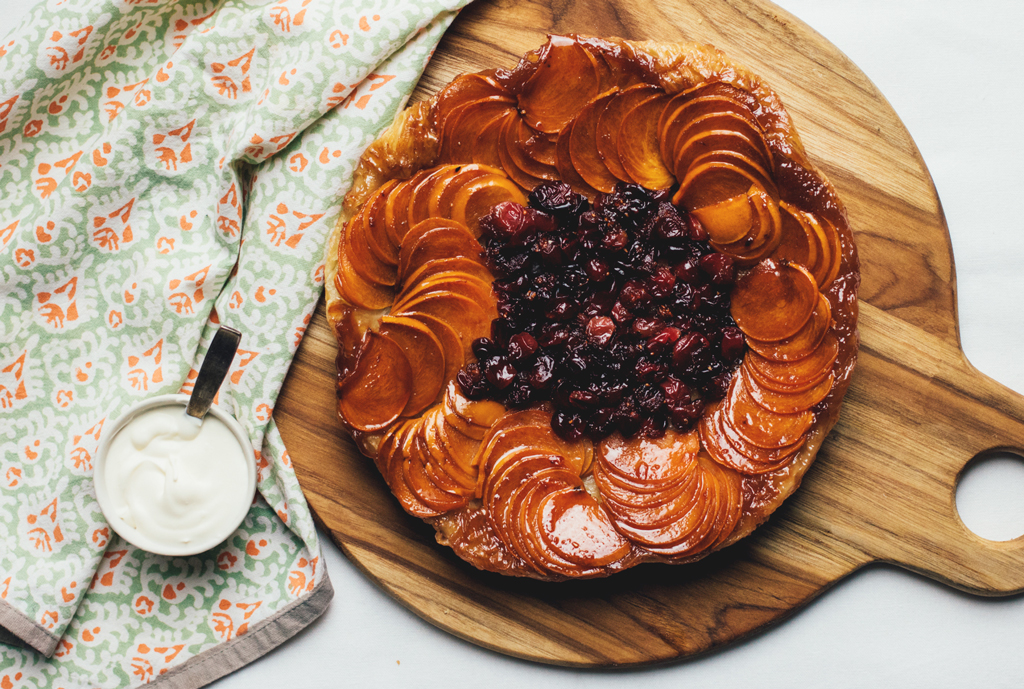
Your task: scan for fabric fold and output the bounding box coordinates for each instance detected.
[0,0,470,685]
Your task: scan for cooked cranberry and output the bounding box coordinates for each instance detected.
[602,229,629,252]
[586,316,615,346]
[537,324,569,348]
[646,326,681,354]
[632,317,662,338]
[636,360,668,383]
[615,406,643,438]
[587,407,616,436]
[487,201,526,240]
[484,358,517,390]
[585,257,610,283]
[472,337,499,361]
[456,362,489,400]
[506,332,538,361]
[661,377,693,405]
[699,252,736,286]
[611,301,633,324]
[703,372,733,401]
[560,233,580,260]
[673,259,702,285]
[669,399,705,427]
[672,332,710,372]
[569,390,598,408]
[527,353,555,389]
[720,326,745,360]
[505,379,536,408]
[648,265,676,298]
[635,385,665,414]
[546,298,578,321]
[620,279,650,310]
[534,236,564,265]
[639,415,668,439]
[653,205,688,242]
[551,410,585,440]
[687,214,709,241]
[529,181,588,218]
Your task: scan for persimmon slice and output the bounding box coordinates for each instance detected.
[404,433,469,512]
[538,488,631,567]
[379,316,446,417]
[569,88,620,193]
[439,100,517,165]
[393,292,494,357]
[397,219,482,284]
[710,402,805,473]
[519,36,601,134]
[555,121,599,198]
[335,244,393,310]
[343,211,395,288]
[618,92,673,190]
[503,116,560,182]
[599,84,662,182]
[741,365,834,415]
[746,293,832,362]
[731,259,818,342]
[723,374,813,449]
[361,179,400,268]
[449,174,528,236]
[434,72,513,131]
[401,257,492,294]
[772,201,817,270]
[431,164,500,218]
[337,331,413,432]
[690,187,766,245]
[384,170,430,248]
[498,116,551,192]
[673,125,770,183]
[746,330,840,388]
[675,151,775,210]
[443,380,506,429]
[597,428,700,488]
[401,313,464,389]
[383,421,442,518]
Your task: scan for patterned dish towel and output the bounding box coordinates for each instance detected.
[0,0,470,686]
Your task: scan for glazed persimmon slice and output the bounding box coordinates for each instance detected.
[689,187,767,245]
[397,219,482,284]
[393,291,495,358]
[554,121,599,198]
[723,374,813,449]
[596,428,700,488]
[335,242,393,310]
[731,259,818,342]
[503,115,559,182]
[384,170,430,248]
[498,116,553,192]
[449,174,528,237]
[772,201,817,270]
[378,316,446,417]
[439,100,517,165]
[673,125,770,184]
[400,313,464,390]
[443,380,506,430]
[433,72,513,131]
[337,331,413,432]
[746,329,840,388]
[599,84,662,182]
[403,433,469,512]
[618,91,673,190]
[518,36,601,135]
[675,150,775,210]
[430,164,500,218]
[746,293,832,362]
[741,364,834,415]
[401,257,492,294]
[361,179,400,269]
[569,88,620,193]
[706,402,805,474]
[538,488,631,567]
[342,211,396,288]
[383,421,442,519]
[393,271,494,314]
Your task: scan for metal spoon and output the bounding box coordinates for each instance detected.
[185,325,242,420]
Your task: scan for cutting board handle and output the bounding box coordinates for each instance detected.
[829,306,1024,595]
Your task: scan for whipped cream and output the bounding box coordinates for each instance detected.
[102,404,252,555]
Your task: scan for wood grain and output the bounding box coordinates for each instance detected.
[274,0,1024,666]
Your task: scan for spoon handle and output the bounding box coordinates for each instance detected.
[186,325,242,420]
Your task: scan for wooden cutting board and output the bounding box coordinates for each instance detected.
[274,0,1024,667]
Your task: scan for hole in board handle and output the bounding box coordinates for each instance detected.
[956,450,1024,541]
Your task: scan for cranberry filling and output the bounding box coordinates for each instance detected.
[456,181,745,441]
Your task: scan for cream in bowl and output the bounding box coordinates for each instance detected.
[94,394,256,557]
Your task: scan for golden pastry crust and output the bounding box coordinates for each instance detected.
[326,35,859,580]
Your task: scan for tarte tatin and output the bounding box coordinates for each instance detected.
[325,35,859,580]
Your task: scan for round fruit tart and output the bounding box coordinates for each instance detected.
[325,35,859,580]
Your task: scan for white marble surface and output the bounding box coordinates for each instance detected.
[4,0,1024,686]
